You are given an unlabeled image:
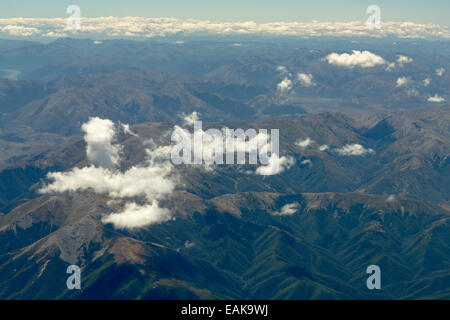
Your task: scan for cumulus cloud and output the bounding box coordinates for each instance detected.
[385,62,396,71]
[82,117,121,170]
[335,143,374,156]
[428,94,445,102]
[276,66,288,74]
[396,76,411,87]
[0,18,448,39]
[255,154,295,175]
[272,202,300,216]
[102,202,172,229]
[297,73,315,87]
[300,159,312,166]
[318,144,330,151]
[182,111,200,126]
[277,77,293,94]
[436,67,445,76]
[396,55,413,67]
[296,137,313,148]
[324,50,386,68]
[41,118,178,229]
[423,78,431,86]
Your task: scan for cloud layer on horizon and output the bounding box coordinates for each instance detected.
[0,17,449,39]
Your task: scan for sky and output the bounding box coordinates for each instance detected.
[0,0,449,26]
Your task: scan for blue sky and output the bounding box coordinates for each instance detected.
[0,0,448,25]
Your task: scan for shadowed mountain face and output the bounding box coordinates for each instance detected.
[0,38,449,166]
[1,108,449,215]
[0,191,448,299]
[0,37,449,300]
[0,109,449,299]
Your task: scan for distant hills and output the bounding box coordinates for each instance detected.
[0,37,448,299]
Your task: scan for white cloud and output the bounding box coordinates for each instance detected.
[276,66,288,74]
[296,137,313,148]
[0,18,448,39]
[184,241,195,249]
[300,159,312,166]
[335,143,374,156]
[82,117,121,170]
[386,195,396,202]
[182,111,200,126]
[423,78,431,86]
[396,55,413,67]
[272,202,299,216]
[385,62,396,71]
[255,154,295,175]
[102,202,172,229]
[318,144,330,151]
[297,73,315,87]
[324,50,386,68]
[436,67,445,76]
[0,24,40,36]
[428,94,445,102]
[277,77,293,94]
[41,118,178,229]
[396,76,411,87]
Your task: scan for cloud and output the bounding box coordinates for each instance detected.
[385,62,396,71]
[396,76,411,87]
[335,143,374,156]
[276,66,288,74]
[428,94,445,102]
[318,144,330,151]
[0,18,448,39]
[102,202,172,229]
[277,77,293,94]
[0,24,40,36]
[405,88,419,96]
[255,154,295,175]
[324,50,386,68]
[300,159,312,166]
[41,118,178,229]
[396,55,413,67]
[184,241,195,249]
[82,117,121,170]
[423,78,431,86]
[182,111,200,126]
[296,137,313,148]
[297,73,315,87]
[436,67,445,76]
[272,202,299,216]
